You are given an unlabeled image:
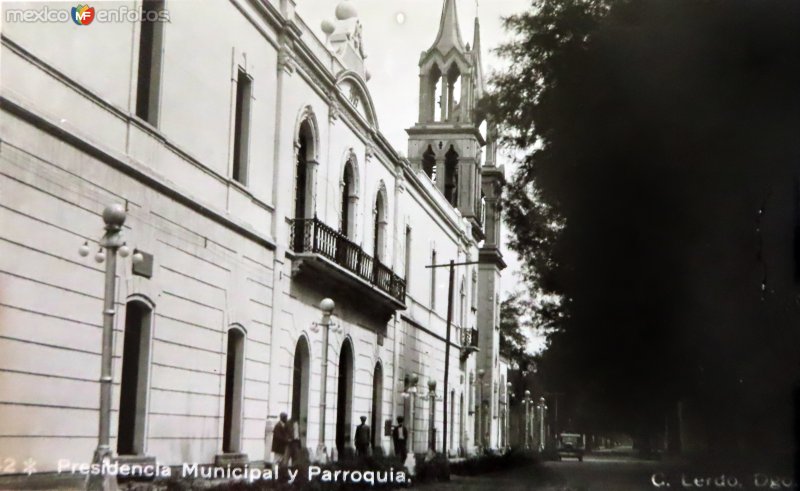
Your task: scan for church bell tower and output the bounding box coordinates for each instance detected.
[406,0,487,240]
[406,0,507,450]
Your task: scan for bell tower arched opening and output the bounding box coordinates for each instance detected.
[446,64,462,123]
[422,145,436,183]
[428,63,444,122]
[444,145,459,206]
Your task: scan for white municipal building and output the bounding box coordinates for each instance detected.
[0,0,509,471]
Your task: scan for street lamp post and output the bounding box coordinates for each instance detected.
[505,382,512,449]
[426,379,437,452]
[81,204,142,491]
[523,390,531,450]
[537,397,547,452]
[311,298,339,463]
[401,373,419,470]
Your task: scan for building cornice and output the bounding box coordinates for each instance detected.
[478,247,507,270]
[1,34,278,218]
[406,125,487,146]
[400,165,476,249]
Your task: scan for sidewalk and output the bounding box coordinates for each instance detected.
[0,472,86,490]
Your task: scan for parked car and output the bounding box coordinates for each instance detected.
[556,432,585,462]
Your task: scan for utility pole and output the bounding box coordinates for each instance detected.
[443,260,454,456]
[425,260,482,456]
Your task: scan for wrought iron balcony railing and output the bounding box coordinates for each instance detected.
[291,216,406,304]
[461,327,479,348]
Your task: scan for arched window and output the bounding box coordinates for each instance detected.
[223,327,246,453]
[480,192,487,225]
[459,277,466,327]
[118,299,153,456]
[341,160,357,239]
[373,188,387,262]
[404,226,412,285]
[459,392,465,454]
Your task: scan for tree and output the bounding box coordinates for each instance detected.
[484,0,800,455]
[499,293,535,366]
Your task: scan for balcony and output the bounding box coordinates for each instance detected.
[460,327,480,361]
[290,217,406,316]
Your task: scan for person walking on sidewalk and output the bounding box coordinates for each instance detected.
[392,416,408,463]
[287,417,303,465]
[272,412,289,465]
[355,415,371,457]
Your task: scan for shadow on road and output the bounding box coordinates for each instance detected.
[416,446,798,491]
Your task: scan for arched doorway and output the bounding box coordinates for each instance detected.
[291,337,310,444]
[335,340,354,455]
[449,389,455,453]
[459,392,466,454]
[293,119,315,251]
[295,120,314,221]
[371,363,383,449]
[118,299,152,455]
[223,327,245,453]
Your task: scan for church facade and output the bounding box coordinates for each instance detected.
[0,0,506,472]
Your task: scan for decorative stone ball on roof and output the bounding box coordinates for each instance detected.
[321,19,335,35]
[335,1,358,20]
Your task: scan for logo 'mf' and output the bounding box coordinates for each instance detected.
[71,4,95,25]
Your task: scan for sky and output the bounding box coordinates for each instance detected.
[295,0,547,352]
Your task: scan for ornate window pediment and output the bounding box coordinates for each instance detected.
[335,72,378,129]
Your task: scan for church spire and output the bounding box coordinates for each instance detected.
[472,16,481,55]
[407,0,489,241]
[429,0,466,55]
[471,11,485,99]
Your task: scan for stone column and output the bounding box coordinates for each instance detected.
[419,74,431,123]
[435,156,446,195]
[457,158,476,218]
[439,79,448,121]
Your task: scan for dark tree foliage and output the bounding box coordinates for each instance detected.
[483,0,800,454]
[499,293,536,366]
